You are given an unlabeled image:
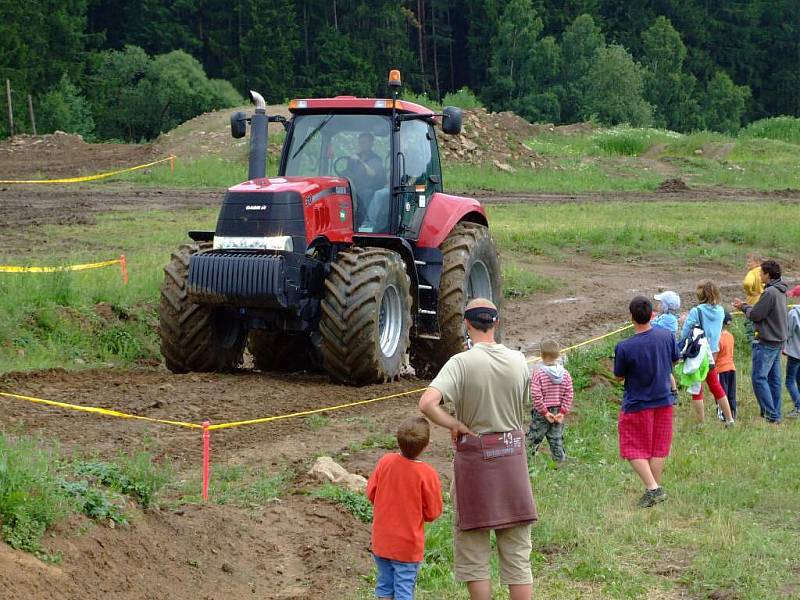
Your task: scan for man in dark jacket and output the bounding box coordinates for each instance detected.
[733,260,789,423]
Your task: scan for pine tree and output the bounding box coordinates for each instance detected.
[640,16,701,131]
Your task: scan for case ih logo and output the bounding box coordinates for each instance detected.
[245,205,268,211]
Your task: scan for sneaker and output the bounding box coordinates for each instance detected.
[716,405,725,422]
[787,409,800,418]
[725,420,735,428]
[637,487,667,508]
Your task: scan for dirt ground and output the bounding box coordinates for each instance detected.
[1,180,797,598]
[0,133,159,180]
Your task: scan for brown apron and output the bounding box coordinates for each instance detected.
[454,430,538,531]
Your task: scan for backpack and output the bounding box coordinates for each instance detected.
[679,308,706,360]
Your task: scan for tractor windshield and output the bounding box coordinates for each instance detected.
[284,114,391,233]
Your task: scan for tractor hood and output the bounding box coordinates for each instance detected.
[215,176,355,252]
[227,176,349,197]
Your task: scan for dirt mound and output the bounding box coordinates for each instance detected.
[438,108,547,168]
[0,133,157,180]
[155,104,290,163]
[657,178,691,192]
[0,497,371,600]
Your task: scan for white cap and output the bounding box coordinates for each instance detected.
[654,291,681,311]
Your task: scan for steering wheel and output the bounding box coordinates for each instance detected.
[333,156,351,177]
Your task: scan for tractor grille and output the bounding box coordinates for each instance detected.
[187,251,287,307]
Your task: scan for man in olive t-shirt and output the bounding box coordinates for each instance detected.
[419,298,533,600]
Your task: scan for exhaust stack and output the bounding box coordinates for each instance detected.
[248,90,268,180]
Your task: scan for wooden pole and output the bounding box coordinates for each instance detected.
[27,94,36,136]
[5,79,13,137]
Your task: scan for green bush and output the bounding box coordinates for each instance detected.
[442,87,482,109]
[87,45,243,141]
[0,435,70,553]
[402,90,442,111]
[38,74,95,139]
[739,116,800,145]
[701,71,750,133]
[581,45,653,127]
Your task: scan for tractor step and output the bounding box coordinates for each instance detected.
[415,333,440,340]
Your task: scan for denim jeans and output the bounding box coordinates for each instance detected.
[751,342,783,422]
[374,554,420,600]
[786,355,800,410]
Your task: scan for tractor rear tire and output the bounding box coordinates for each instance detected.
[159,243,246,373]
[320,247,412,385]
[411,222,502,379]
[248,331,309,373]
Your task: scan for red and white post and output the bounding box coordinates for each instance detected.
[202,419,211,502]
[119,254,128,285]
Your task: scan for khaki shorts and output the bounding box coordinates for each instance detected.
[454,523,533,584]
[451,481,533,585]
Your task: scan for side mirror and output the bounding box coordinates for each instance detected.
[442,106,463,135]
[230,111,247,139]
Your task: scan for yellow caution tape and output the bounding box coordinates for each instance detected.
[0,155,175,184]
[0,322,637,431]
[207,387,427,431]
[0,391,201,429]
[0,258,120,273]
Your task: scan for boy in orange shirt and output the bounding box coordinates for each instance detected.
[716,312,737,420]
[367,417,443,600]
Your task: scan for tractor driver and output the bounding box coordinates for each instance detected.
[348,132,387,231]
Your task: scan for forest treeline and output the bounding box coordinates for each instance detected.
[1,0,798,141]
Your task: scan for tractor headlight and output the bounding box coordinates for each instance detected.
[213,236,293,252]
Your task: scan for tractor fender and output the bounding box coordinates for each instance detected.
[416,193,488,249]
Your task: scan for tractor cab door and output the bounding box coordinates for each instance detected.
[395,119,443,240]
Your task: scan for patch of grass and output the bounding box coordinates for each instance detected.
[445,160,663,194]
[73,452,170,509]
[177,465,291,506]
[0,207,217,372]
[488,201,800,262]
[591,126,680,157]
[660,131,732,157]
[0,434,70,555]
[739,116,800,145]
[305,414,331,431]
[348,433,398,454]
[502,263,556,299]
[312,484,373,523]
[0,436,167,557]
[525,132,597,158]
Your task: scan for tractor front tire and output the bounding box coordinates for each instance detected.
[411,222,502,379]
[320,247,412,385]
[159,243,246,373]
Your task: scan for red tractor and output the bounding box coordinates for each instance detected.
[159,70,502,384]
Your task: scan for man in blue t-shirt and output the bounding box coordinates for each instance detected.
[614,296,681,508]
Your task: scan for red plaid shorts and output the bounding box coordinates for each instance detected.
[618,405,674,460]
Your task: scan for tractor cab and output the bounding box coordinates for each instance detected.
[281,95,450,238]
